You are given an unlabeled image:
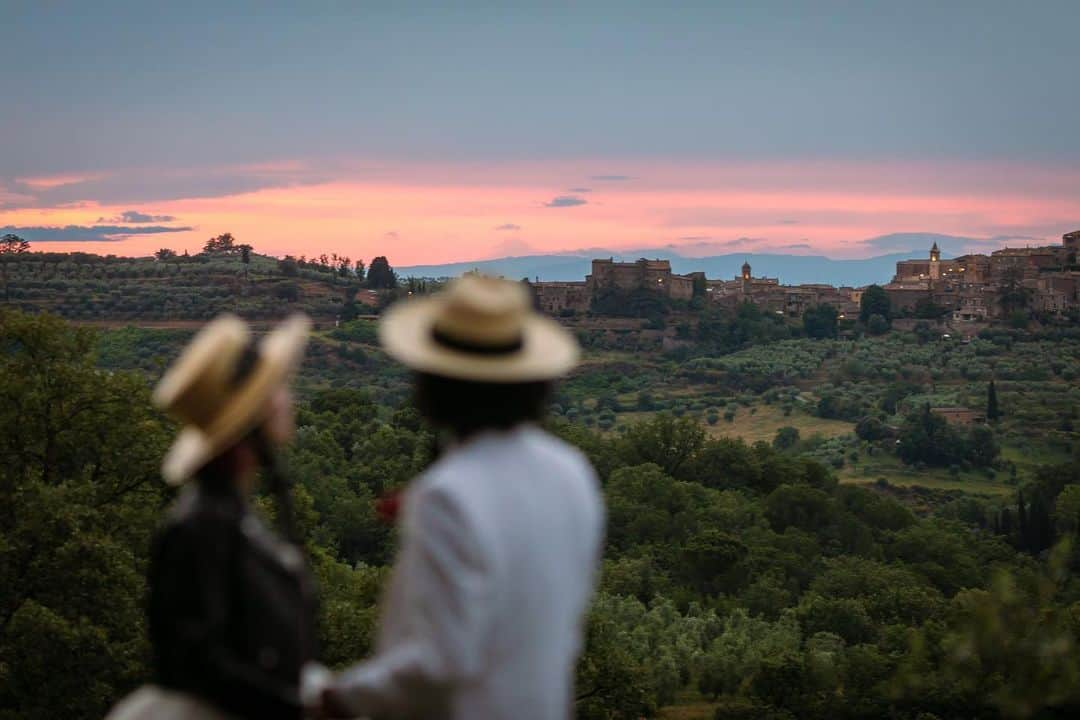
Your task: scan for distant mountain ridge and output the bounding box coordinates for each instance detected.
[398,249,934,288]
[397,231,1060,286]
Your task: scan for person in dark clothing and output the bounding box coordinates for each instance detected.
[147,453,318,719]
[109,313,317,720]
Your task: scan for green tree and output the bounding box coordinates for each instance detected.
[859,284,891,323]
[1052,486,1080,535]
[880,380,921,415]
[576,594,673,719]
[854,416,887,442]
[913,297,947,319]
[0,233,30,254]
[278,255,299,277]
[239,243,253,282]
[966,425,999,468]
[866,313,890,336]
[692,273,707,298]
[896,405,964,467]
[0,310,171,719]
[802,304,838,339]
[275,282,301,302]
[680,529,749,595]
[620,413,705,479]
[896,542,1080,719]
[997,265,1031,316]
[913,320,935,344]
[202,232,237,255]
[764,484,836,533]
[0,233,30,301]
[365,256,398,289]
[772,426,800,451]
[699,609,801,701]
[986,380,1001,422]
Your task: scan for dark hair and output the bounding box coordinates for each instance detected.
[414,372,551,438]
[196,428,298,543]
[196,448,243,493]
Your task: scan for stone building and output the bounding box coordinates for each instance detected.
[702,262,860,317]
[1065,230,1080,255]
[585,258,700,301]
[885,231,1079,318]
[705,261,780,303]
[532,230,1078,321]
[533,257,701,313]
[532,281,591,315]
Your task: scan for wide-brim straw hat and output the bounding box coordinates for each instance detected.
[379,275,579,382]
[152,313,310,485]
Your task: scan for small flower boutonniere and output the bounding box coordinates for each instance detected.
[376,488,403,525]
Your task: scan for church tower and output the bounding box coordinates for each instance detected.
[929,242,941,282]
[741,261,752,295]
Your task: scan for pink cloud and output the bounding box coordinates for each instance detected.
[16,172,106,190]
[1,158,1076,263]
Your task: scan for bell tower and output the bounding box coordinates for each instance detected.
[929,242,941,282]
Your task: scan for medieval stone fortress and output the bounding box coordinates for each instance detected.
[534,230,1080,322]
[885,230,1079,320]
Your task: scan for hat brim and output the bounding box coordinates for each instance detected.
[160,314,310,485]
[379,296,579,383]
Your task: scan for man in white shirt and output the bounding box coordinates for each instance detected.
[316,276,604,720]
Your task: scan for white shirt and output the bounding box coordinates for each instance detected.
[334,424,604,720]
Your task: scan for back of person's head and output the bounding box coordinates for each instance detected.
[377,275,579,440]
[414,372,550,438]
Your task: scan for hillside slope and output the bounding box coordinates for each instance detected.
[0,251,364,322]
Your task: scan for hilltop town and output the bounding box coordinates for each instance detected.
[533,230,1080,325]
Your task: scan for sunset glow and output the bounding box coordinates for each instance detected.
[4,4,1078,267]
[3,159,1078,265]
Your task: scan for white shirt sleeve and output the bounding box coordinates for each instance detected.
[332,485,492,717]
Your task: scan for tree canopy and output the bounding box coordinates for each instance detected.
[202,232,238,255]
[0,233,30,254]
[859,285,891,323]
[1,311,1078,720]
[365,256,397,289]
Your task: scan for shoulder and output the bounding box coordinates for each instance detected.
[155,487,243,558]
[523,427,598,482]
[415,425,602,520]
[429,425,596,481]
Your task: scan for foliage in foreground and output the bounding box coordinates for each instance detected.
[1,310,1079,720]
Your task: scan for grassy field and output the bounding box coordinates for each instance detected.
[838,451,1015,497]
[658,691,720,720]
[705,404,853,444]
[606,405,853,445]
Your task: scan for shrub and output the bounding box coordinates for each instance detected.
[867,314,890,336]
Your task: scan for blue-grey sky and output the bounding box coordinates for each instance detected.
[6,1,1079,172]
[2,1,1078,262]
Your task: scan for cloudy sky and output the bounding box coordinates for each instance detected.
[3,1,1078,263]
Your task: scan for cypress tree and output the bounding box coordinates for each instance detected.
[987,380,1001,422]
[1027,493,1054,555]
[1017,489,1028,548]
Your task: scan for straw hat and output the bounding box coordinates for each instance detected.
[152,313,311,485]
[379,275,579,382]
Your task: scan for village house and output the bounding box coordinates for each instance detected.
[531,230,1078,321]
[884,232,1079,318]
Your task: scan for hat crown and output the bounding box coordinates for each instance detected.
[153,315,252,429]
[433,275,530,348]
